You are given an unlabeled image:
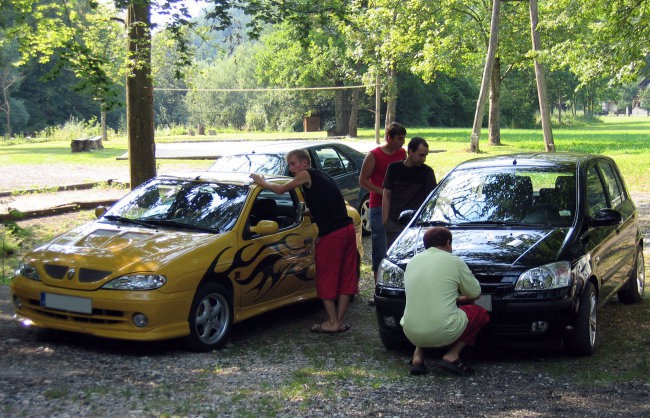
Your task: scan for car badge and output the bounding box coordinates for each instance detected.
[67,269,76,280]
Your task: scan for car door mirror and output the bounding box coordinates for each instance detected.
[250,220,280,235]
[398,209,416,225]
[588,208,623,227]
[95,206,107,218]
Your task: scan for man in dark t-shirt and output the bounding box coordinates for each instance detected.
[383,137,437,246]
[250,149,359,334]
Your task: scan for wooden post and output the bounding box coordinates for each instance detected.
[375,73,381,144]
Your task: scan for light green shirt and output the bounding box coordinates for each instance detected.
[400,247,481,347]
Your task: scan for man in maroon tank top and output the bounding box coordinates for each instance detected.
[359,122,406,283]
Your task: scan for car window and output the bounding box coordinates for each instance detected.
[248,189,301,232]
[598,162,625,208]
[586,167,608,213]
[209,154,287,175]
[313,147,348,177]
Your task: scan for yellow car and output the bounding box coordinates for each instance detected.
[10,172,362,351]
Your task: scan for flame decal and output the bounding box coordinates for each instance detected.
[210,233,313,301]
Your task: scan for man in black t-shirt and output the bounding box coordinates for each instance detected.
[382,137,437,246]
[251,149,359,334]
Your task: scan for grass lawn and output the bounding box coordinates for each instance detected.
[2,116,647,192]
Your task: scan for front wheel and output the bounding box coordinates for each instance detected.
[359,195,370,236]
[185,282,233,352]
[565,281,597,356]
[617,246,645,304]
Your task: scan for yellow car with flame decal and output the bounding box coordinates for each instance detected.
[10,172,362,351]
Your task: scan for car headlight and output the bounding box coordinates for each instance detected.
[16,262,40,281]
[377,259,405,288]
[101,274,167,290]
[515,261,571,290]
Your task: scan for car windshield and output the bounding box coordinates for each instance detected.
[417,166,576,227]
[209,154,287,175]
[102,178,249,233]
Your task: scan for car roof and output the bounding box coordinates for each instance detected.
[157,171,291,186]
[217,140,362,156]
[453,152,607,171]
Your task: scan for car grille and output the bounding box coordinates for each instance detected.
[43,264,112,283]
[26,298,125,324]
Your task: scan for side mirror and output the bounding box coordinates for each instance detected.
[588,208,623,227]
[398,209,416,225]
[95,206,107,218]
[250,220,279,235]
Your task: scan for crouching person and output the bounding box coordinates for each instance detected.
[400,227,489,376]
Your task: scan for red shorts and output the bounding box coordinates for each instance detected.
[314,223,359,300]
[456,304,490,346]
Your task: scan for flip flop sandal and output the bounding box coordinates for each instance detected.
[409,361,427,376]
[439,359,475,376]
[310,323,340,334]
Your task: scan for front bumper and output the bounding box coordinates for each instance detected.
[10,278,194,342]
[374,286,576,342]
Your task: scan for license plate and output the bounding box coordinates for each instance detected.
[41,293,92,314]
[474,294,492,311]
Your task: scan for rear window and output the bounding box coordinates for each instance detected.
[209,154,287,175]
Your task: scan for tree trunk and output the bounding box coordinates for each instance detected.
[101,107,108,142]
[1,84,10,138]
[557,98,562,125]
[334,88,351,136]
[488,57,501,146]
[348,88,359,138]
[530,0,555,152]
[470,0,500,153]
[126,2,156,189]
[384,67,397,128]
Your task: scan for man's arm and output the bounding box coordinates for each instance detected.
[359,153,382,195]
[382,188,392,224]
[250,171,310,194]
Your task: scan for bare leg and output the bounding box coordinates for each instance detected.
[318,300,339,332]
[442,341,467,363]
[336,294,352,328]
[412,346,425,366]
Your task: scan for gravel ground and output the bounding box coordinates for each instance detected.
[1,174,649,416]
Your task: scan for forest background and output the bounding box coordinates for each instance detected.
[1,1,648,153]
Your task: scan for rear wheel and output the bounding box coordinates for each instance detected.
[185,282,232,352]
[617,246,645,304]
[359,195,371,236]
[565,281,597,356]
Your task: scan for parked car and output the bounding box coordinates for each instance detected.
[207,140,370,235]
[374,153,644,355]
[11,172,363,351]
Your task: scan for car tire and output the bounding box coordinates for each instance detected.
[378,327,407,350]
[185,282,233,352]
[359,195,371,236]
[617,246,645,305]
[565,281,597,356]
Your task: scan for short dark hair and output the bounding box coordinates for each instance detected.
[423,227,452,249]
[385,122,406,139]
[408,137,428,153]
[286,149,311,165]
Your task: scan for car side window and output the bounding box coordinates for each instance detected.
[248,189,300,232]
[598,162,626,208]
[586,167,608,214]
[313,147,348,177]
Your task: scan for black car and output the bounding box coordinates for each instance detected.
[208,140,370,234]
[374,153,645,355]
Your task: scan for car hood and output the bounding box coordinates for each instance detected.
[389,226,573,268]
[26,222,219,286]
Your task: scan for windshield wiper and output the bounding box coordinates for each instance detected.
[143,219,217,233]
[417,220,451,226]
[102,215,154,227]
[456,220,517,226]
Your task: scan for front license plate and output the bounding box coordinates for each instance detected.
[41,293,92,314]
[474,294,492,311]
